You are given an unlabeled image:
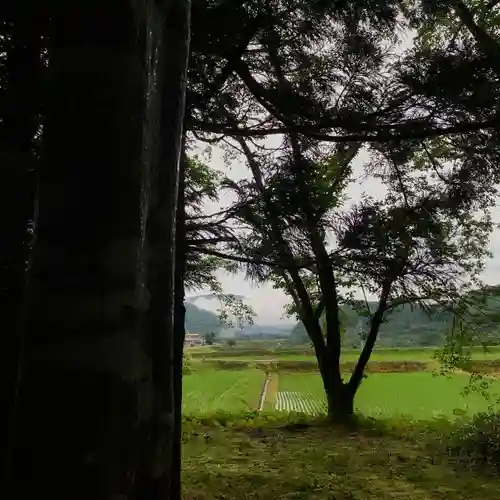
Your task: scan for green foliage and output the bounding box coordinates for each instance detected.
[408,0,500,51]
[447,411,500,473]
[184,155,228,292]
[433,285,500,379]
[183,157,257,330]
[185,156,222,209]
[203,331,217,345]
[216,293,256,329]
[183,350,194,375]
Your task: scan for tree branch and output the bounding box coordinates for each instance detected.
[189,245,312,269]
[449,0,500,77]
[348,281,392,392]
[197,13,262,104]
[188,115,500,143]
[486,0,500,10]
[385,294,435,311]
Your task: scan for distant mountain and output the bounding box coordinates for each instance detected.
[185,303,223,335]
[289,301,464,348]
[185,302,293,339]
[185,302,295,338]
[186,287,500,345]
[185,294,246,305]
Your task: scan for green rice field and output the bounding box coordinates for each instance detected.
[182,345,500,419]
[276,372,500,419]
[182,368,265,414]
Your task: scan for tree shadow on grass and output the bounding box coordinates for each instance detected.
[182,422,498,500]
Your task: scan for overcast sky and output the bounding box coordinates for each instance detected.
[189,143,500,325]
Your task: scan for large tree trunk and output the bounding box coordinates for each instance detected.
[170,149,188,500]
[318,285,390,423]
[10,3,161,498]
[0,11,41,483]
[139,1,191,498]
[170,300,186,500]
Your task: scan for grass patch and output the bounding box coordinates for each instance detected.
[182,414,499,500]
[356,373,500,419]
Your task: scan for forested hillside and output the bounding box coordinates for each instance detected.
[185,303,223,334]
[188,293,500,345]
[185,303,293,337]
[290,297,500,348]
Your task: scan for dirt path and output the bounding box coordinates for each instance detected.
[257,376,270,412]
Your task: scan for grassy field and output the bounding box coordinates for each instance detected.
[182,367,500,418]
[277,372,500,419]
[182,416,499,500]
[181,345,500,499]
[182,345,500,418]
[182,368,266,414]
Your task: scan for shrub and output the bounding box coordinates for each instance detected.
[276,360,318,372]
[447,411,500,473]
[212,360,251,370]
[468,360,500,373]
[183,350,194,375]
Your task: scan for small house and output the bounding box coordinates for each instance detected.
[184,332,204,347]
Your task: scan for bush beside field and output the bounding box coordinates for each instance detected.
[189,348,316,358]
[188,344,500,361]
[468,359,500,373]
[198,358,431,373]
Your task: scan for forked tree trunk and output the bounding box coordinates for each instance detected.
[315,350,355,423]
[10,2,160,498]
[323,376,355,423]
[316,287,389,423]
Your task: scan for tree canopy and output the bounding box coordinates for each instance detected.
[182,0,500,420]
[4,0,500,495]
